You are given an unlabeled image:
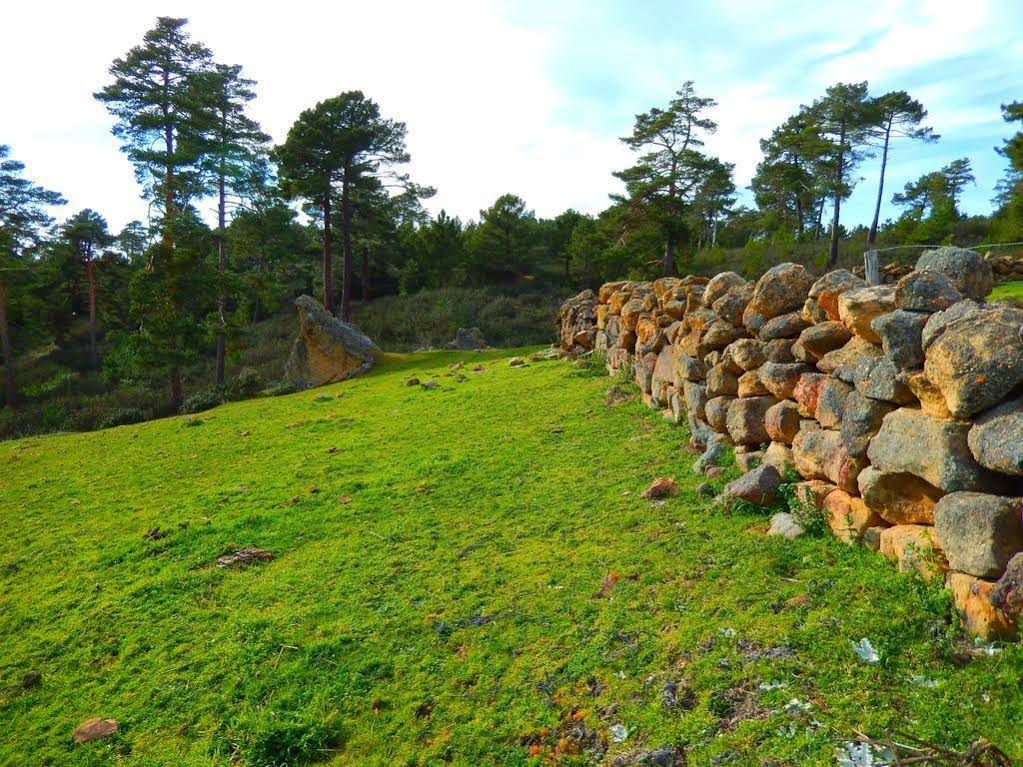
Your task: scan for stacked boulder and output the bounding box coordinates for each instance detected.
[558,247,1023,640]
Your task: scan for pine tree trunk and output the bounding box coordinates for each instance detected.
[322,194,333,313]
[828,124,846,267]
[170,365,183,412]
[86,258,98,370]
[340,167,353,322]
[215,166,227,385]
[0,273,15,409]
[663,234,675,275]
[361,245,371,302]
[868,120,892,246]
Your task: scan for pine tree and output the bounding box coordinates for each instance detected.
[61,210,113,369]
[0,145,65,408]
[614,81,723,274]
[867,91,937,245]
[276,91,413,321]
[95,16,214,410]
[195,63,269,384]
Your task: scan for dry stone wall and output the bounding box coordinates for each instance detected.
[556,246,1023,640]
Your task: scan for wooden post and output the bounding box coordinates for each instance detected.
[864,249,880,286]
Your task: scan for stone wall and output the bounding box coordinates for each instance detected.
[556,246,1023,640]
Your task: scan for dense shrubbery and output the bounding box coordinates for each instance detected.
[351,286,562,351]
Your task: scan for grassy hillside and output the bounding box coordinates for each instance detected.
[1,351,1021,766]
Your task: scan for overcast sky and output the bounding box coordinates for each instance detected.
[4,0,1022,233]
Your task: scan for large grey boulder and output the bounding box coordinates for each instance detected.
[968,396,1023,476]
[915,246,993,301]
[867,407,997,493]
[284,295,379,390]
[923,305,1023,418]
[921,299,990,352]
[702,271,747,308]
[933,492,1023,578]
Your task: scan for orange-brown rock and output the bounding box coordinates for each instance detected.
[284,295,379,390]
[948,572,1019,640]
[824,489,884,544]
[857,467,942,525]
[879,525,947,580]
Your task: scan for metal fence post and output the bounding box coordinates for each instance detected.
[864,249,880,286]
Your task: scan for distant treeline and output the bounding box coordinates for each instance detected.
[2,16,1023,415]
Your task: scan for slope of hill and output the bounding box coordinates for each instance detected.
[1,350,1021,766]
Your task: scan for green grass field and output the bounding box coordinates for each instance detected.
[1,350,1021,766]
[991,280,1023,302]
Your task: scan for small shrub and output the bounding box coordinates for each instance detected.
[40,402,70,431]
[99,407,148,430]
[227,368,265,400]
[267,380,296,397]
[182,387,226,414]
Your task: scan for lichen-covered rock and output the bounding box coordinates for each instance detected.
[903,370,952,419]
[968,396,1023,476]
[923,306,1023,418]
[763,339,796,363]
[933,492,1023,578]
[703,320,746,352]
[284,295,379,390]
[815,377,853,429]
[725,338,766,372]
[793,428,865,492]
[857,467,942,525]
[737,370,770,398]
[852,356,915,405]
[726,395,778,445]
[765,399,801,444]
[807,269,865,323]
[712,283,754,325]
[759,311,809,341]
[705,395,735,433]
[990,553,1023,618]
[758,361,813,400]
[894,270,962,312]
[880,525,946,579]
[921,299,990,352]
[817,336,883,375]
[620,298,645,331]
[838,285,896,343]
[793,372,828,418]
[706,363,740,398]
[824,489,883,544]
[683,381,708,422]
[868,407,996,493]
[798,322,852,360]
[916,246,993,300]
[702,271,748,308]
[764,440,794,471]
[723,463,782,506]
[841,391,896,458]
[675,354,706,384]
[871,310,928,371]
[748,263,815,319]
[948,572,1019,640]
[634,351,656,394]
[795,479,836,511]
